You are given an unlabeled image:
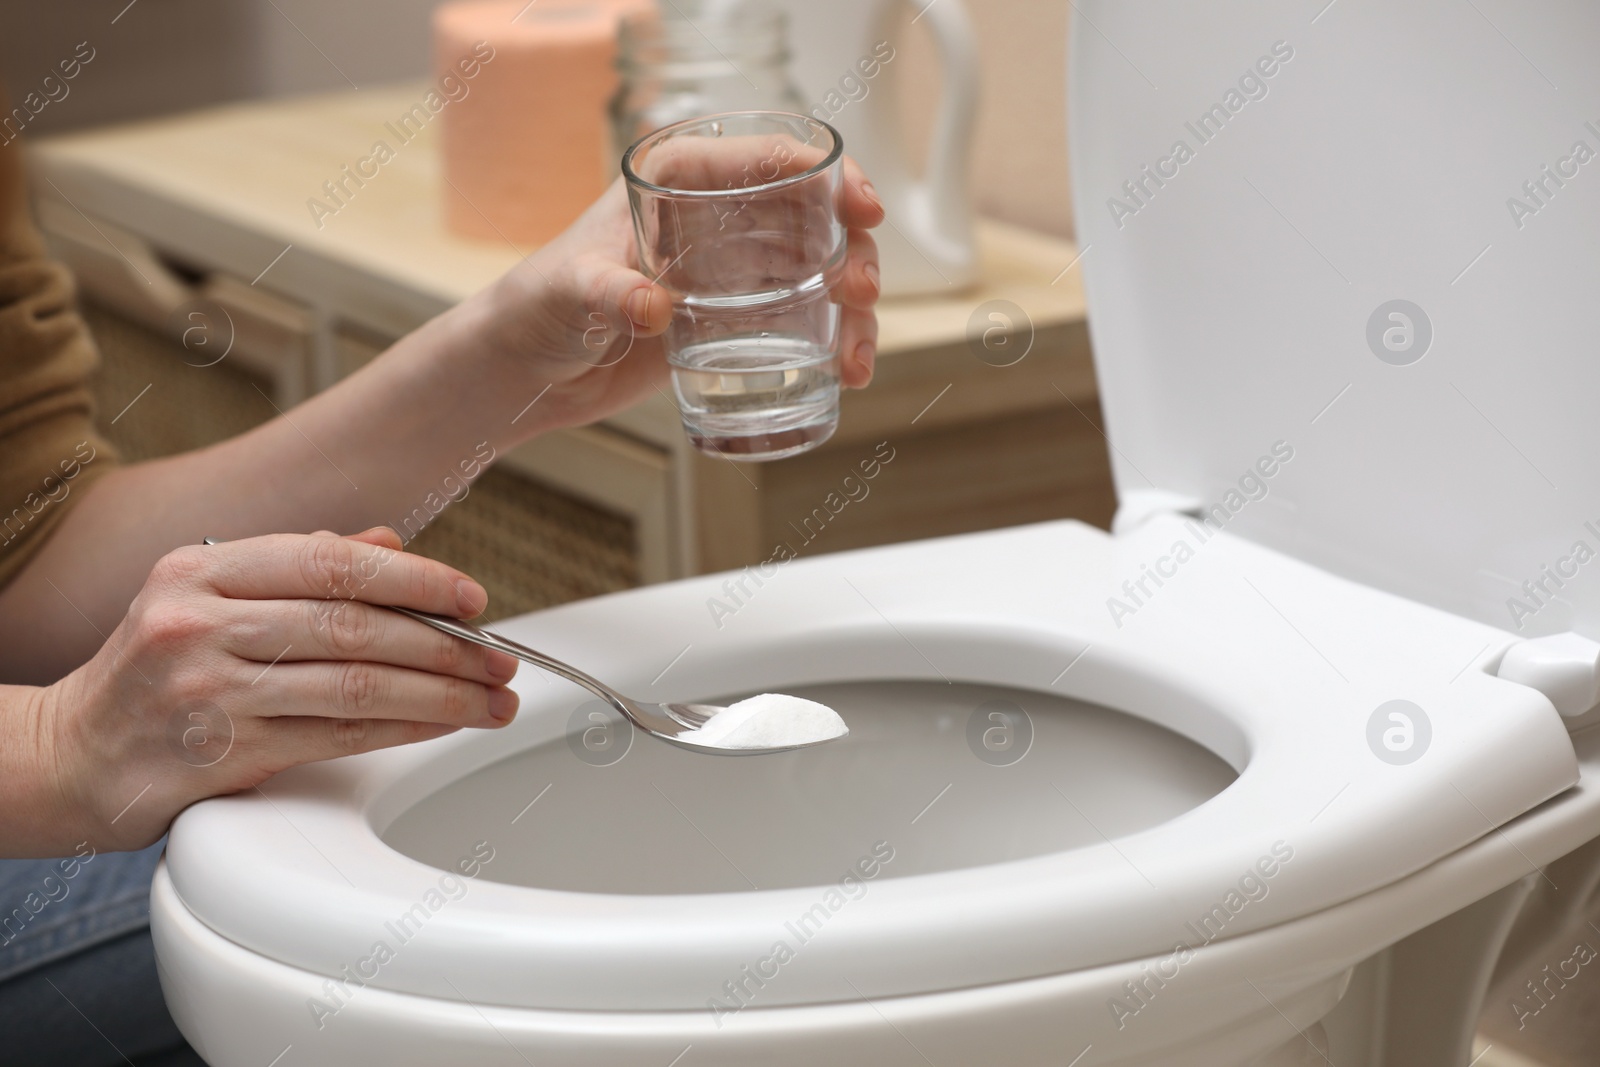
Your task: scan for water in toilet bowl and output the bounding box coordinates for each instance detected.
[381,680,1236,895]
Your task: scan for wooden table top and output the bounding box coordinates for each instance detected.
[29,83,1088,351]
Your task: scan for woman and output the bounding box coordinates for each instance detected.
[0,118,882,1062]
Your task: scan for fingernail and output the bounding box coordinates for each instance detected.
[625,287,652,326]
[484,649,519,683]
[455,579,488,617]
[862,181,881,209]
[854,338,875,369]
[487,687,519,723]
[864,261,880,295]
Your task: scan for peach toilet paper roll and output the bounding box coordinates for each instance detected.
[434,0,653,246]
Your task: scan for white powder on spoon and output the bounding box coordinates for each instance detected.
[682,693,848,750]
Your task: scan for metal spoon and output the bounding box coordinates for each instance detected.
[389,607,842,755]
[200,537,837,754]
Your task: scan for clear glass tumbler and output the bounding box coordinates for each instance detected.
[623,111,845,462]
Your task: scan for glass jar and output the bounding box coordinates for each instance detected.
[610,2,807,161]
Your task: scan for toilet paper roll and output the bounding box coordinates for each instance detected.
[433,0,652,246]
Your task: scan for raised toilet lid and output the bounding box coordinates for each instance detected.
[165,519,1578,1011]
[1071,1,1600,639]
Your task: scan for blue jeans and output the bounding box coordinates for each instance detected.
[0,839,203,1066]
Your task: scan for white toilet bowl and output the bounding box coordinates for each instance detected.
[155,2,1600,1063]
[152,520,1600,1065]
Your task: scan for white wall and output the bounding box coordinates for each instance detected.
[235,0,442,97]
[0,0,437,134]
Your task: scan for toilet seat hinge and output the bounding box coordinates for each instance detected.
[1495,631,1600,720]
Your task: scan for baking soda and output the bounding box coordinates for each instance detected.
[683,693,848,750]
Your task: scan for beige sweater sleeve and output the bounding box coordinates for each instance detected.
[0,131,118,589]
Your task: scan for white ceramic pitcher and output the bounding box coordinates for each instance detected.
[748,0,981,295]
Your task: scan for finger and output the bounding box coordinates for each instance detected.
[263,717,464,769]
[189,534,488,618]
[346,526,405,552]
[636,136,883,230]
[620,276,673,336]
[229,599,518,685]
[840,157,885,230]
[835,227,880,311]
[570,256,673,345]
[643,134,828,190]
[838,307,877,389]
[257,661,519,727]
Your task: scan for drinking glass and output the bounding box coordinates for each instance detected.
[623,111,845,461]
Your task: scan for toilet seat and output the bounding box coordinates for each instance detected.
[162,515,1579,1013]
[150,716,1600,1066]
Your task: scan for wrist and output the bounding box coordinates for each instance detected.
[0,680,95,857]
[408,279,568,449]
